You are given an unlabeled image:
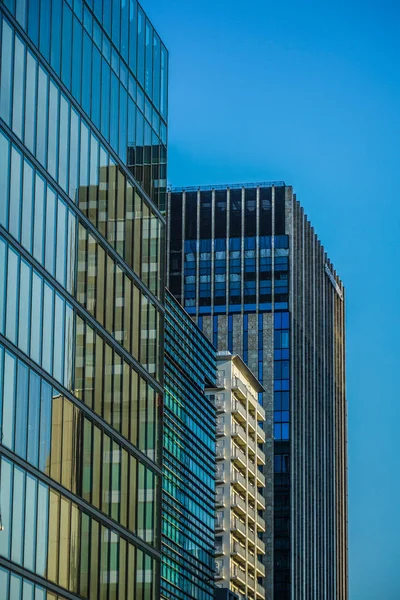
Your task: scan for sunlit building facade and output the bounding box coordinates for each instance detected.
[0,0,167,598]
[210,352,266,600]
[167,183,348,600]
[162,291,216,600]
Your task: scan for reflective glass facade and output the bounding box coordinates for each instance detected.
[0,1,167,597]
[162,291,216,600]
[167,184,348,600]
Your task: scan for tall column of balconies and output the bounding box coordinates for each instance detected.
[212,359,266,600]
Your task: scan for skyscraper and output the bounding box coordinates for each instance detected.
[0,1,167,598]
[167,183,348,600]
[162,290,216,600]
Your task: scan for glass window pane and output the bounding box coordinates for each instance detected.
[15,360,29,459]
[53,293,65,383]
[42,283,54,374]
[24,51,37,154]
[0,131,10,228]
[27,370,40,468]
[69,108,79,202]
[0,239,6,334]
[0,458,12,559]
[6,246,19,344]
[9,146,22,242]
[36,482,49,577]
[47,490,60,584]
[64,303,74,391]
[36,66,48,166]
[0,19,13,125]
[58,95,69,192]
[9,573,22,599]
[11,465,25,565]
[66,210,76,295]
[0,568,9,596]
[13,35,25,139]
[24,474,37,572]
[45,185,56,277]
[39,381,52,473]
[18,259,31,355]
[33,174,45,264]
[21,160,34,252]
[30,272,43,365]
[56,199,67,286]
[47,80,60,180]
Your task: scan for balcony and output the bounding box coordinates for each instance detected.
[232,376,247,400]
[256,559,265,577]
[214,395,226,412]
[215,513,224,531]
[216,466,225,483]
[247,412,256,432]
[247,459,256,476]
[231,493,246,516]
[231,517,246,540]
[231,541,246,563]
[215,491,225,507]
[248,482,256,500]
[257,449,266,465]
[256,514,266,532]
[231,444,247,471]
[256,424,266,443]
[215,374,226,389]
[231,563,246,586]
[256,537,266,554]
[256,582,265,598]
[232,421,247,445]
[231,468,247,493]
[216,421,225,436]
[247,505,256,524]
[247,575,256,591]
[256,469,265,486]
[232,400,247,422]
[216,445,225,460]
[256,492,265,509]
[215,561,224,579]
[247,435,256,454]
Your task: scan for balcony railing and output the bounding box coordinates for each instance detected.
[231,493,246,514]
[215,514,224,530]
[231,517,246,537]
[216,445,225,459]
[215,374,226,388]
[231,542,246,562]
[256,537,266,554]
[231,468,246,492]
[231,443,247,467]
[256,469,265,486]
[232,400,247,421]
[232,421,247,444]
[256,514,266,531]
[232,376,247,400]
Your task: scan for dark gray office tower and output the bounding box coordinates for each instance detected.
[167,183,348,600]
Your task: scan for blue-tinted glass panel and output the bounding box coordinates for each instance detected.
[42,283,54,374]
[39,381,52,473]
[50,0,62,75]
[61,3,72,88]
[18,259,31,355]
[28,371,41,468]
[30,272,43,365]
[11,465,25,565]
[6,247,19,344]
[36,482,49,576]
[0,458,12,559]
[9,147,22,242]
[0,240,6,334]
[13,35,25,140]
[36,66,48,166]
[0,19,13,126]
[21,160,34,252]
[45,187,56,276]
[24,474,37,572]
[15,360,29,459]
[0,132,10,228]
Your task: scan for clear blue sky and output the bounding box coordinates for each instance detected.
[145,1,400,598]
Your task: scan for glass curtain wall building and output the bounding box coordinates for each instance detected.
[167,184,348,600]
[0,1,167,598]
[162,290,216,600]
